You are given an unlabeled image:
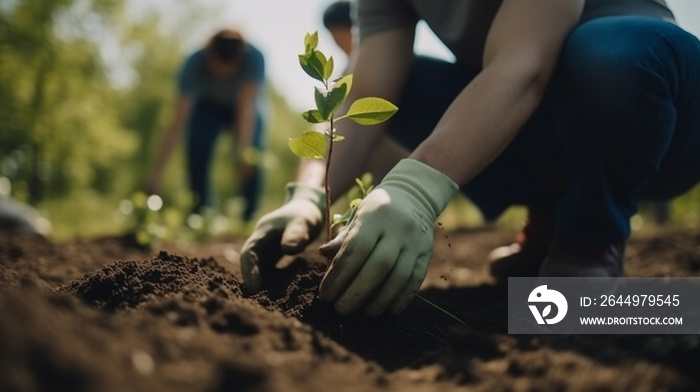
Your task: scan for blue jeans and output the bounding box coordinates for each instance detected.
[185,100,265,221]
[387,16,700,245]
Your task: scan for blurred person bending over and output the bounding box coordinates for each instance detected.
[323,1,353,57]
[145,29,266,221]
[240,0,700,316]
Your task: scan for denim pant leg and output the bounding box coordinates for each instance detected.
[551,16,700,244]
[186,101,227,212]
[387,57,565,221]
[240,111,265,221]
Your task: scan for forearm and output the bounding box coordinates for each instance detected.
[411,63,546,186]
[146,96,191,189]
[363,137,409,183]
[147,119,184,188]
[411,0,582,186]
[296,158,325,187]
[236,112,257,162]
[236,109,254,152]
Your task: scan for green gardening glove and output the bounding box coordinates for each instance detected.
[318,158,458,316]
[240,183,326,293]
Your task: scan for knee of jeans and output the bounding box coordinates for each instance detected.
[557,17,685,106]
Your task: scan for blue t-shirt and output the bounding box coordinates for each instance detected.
[177,44,265,108]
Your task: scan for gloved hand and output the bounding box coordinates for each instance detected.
[239,183,325,292]
[318,158,458,316]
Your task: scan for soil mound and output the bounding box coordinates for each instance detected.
[2,229,700,391]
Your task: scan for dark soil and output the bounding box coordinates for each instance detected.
[1,227,700,392]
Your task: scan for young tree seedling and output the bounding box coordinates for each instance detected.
[290,32,470,328]
[288,31,398,241]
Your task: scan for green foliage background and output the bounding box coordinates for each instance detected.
[0,0,303,241]
[1,0,698,241]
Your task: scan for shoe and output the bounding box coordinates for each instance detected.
[539,236,625,277]
[489,208,556,279]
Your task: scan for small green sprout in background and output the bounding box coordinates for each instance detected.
[119,191,236,249]
[119,191,169,248]
[288,31,398,241]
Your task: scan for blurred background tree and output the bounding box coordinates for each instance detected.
[0,0,303,241]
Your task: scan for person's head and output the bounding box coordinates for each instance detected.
[205,29,245,77]
[323,1,353,56]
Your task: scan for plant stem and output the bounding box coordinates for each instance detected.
[325,115,334,242]
[416,293,472,330]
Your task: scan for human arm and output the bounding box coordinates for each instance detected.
[143,95,193,194]
[234,81,260,178]
[319,0,586,316]
[411,0,584,184]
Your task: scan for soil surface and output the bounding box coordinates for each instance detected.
[1,227,700,392]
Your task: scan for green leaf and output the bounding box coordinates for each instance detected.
[354,177,364,189]
[304,31,318,54]
[314,83,347,120]
[331,202,358,229]
[302,109,325,123]
[349,173,374,199]
[349,198,362,209]
[299,50,326,82]
[323,56,334,80]
[314,51,328,73]
[288,130,326,159]
[359,172,374,196]
[338,97,398,125]
[323,129,344,141]
[330,219,349,229]
[333,74,353,101]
